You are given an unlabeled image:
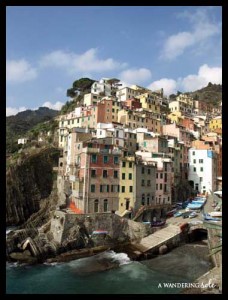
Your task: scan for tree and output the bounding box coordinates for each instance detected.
[66,78,96,98]
[169,94,176,99]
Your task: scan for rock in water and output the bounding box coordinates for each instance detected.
[159,244,168,255]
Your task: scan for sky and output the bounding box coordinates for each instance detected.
[6,6,222,116]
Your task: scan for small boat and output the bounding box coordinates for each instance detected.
[166,209,177,218]
[208,211,222,218]
[189,212,197,218]
[174,211,182,218]
[203,213,221,222]
[151,220,166,227]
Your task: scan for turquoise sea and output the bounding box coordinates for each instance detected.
[6,244,212,294]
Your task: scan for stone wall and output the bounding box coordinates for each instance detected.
[50,211,151,244]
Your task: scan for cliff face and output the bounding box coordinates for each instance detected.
[6,148,60,226]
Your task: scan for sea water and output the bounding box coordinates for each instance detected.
[6,245,212,294]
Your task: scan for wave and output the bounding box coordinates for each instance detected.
[99,250,131,266]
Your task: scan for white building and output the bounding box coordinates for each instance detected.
[116,87,141,102]
[188,148,217,194]
[18,138,29,145]
[91,78,112,96]
[83,93,101,107]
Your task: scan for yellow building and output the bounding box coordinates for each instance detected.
[136,92,161,113]
[176,94,194,106]
[167,111,183,124]
[112,99,121,122]
[119,156,135,214]
[209,116,222,131]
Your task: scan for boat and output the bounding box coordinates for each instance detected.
[208,211,222,218]
[182,211,191,218]
[166,209,177,218]
[174,211,182,218]
[189,211,197,218]
[151,220,166,227]
[203,213,221,222]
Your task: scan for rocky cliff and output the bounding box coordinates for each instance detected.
[6,147,60,226]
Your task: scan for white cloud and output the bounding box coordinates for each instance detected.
[6,101,64,116]
[119,68,152,84]
[179,64,222,91]
[40,48,127,74]
[161,8,221,60]
[42,101,64,111]
[6,59,37,83]
[148,78,177,96]
[148,64,222,95]
[6,106,27,116]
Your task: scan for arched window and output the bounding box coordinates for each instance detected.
[104,199,108,212]
[94,199,99,213]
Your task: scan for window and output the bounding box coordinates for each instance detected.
[114,170,118,178]
[200,167,203,172]
[104,199,108,212]
[103,170,108,178]
[156,184,158,190]
[129,162,132,168]
[91,170,96,177]
[94,199,99,213]
[142,194,145,205]
[114,156,119,164]
[160,183,163,190]
[192,151,195,156]
[91,184,95,192]
[193,159,196,164]
[103,156,109,163]
[147,180,151,186]
[100,185,109,192]
[168,197,170,202]
[164,184,167,192]
[147,195,150,205]
[142,167,145,174]
[141,179,145,186]
[156,173,158,178]
[200,177,203,182]
[193,167,196,172]
[129,186,133,193]
[122,161,126,167]
[199,159,203,163]
[122,173,125,180]
[160,173,163,179]
[164,173,167,182]
[91,154,97,163]
[122,186,125,193]
[148,169,151,175]
[129,173,132,180]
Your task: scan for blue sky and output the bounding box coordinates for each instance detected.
[6,6,222,115]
